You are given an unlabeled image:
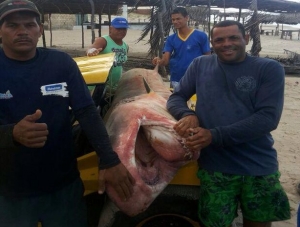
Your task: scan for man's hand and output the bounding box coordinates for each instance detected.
[173,115,199,138]
[98,163,135,202]
[86,48,103,56]
[152,57,162,65]
[185,127,212,151]
[13,109,48,148]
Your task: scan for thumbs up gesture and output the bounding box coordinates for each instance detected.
[13,109,49,148]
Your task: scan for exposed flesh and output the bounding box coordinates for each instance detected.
[104,67,199,216]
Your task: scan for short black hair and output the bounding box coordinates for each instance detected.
[171,7,188,17]
[211,20,246,38]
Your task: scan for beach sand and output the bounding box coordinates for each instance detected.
[38,25,300,227]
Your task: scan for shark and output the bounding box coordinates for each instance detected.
[103,67,200,216]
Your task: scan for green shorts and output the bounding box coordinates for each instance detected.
[197,169,290,227]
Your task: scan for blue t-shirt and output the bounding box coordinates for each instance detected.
[163,29,210,82]
[0,48,94,196]
[167,54,285,176]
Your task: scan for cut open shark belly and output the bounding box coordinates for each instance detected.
[103,67,199,216]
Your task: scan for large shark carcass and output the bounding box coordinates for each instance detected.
[98,66,200,225]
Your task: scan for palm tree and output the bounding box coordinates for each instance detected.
[244,0,261,56]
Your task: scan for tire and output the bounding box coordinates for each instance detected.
[98,185,200,227]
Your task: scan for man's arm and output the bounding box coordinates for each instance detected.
[74,104,119,169]
[86,37,107,56]
[211,62,285,147]
[152,34,174,66]
[167,58,198,120]
[152,52,171,66]
[199,31,211,56]
[0,110,48,150]
[168,58,285,151]
[74,104,135,200]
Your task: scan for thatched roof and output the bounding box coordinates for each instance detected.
[1,0,300,15]
[184,5,300,26]
[178,0,300,13]
[191,0,300,13]
[0,0,152,15]
[258,13,300,25]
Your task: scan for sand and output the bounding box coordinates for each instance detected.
[38,25,300,226]
[38,24,300,58]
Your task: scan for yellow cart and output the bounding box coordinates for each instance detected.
[74,53,200,227]
[74,52,115,85]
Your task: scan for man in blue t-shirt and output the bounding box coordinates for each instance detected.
[152,7,211,89]
[0,0,135,226]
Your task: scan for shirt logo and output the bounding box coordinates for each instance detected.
[0,90,13,99]
[41,82,69,97]
[111,48,127,66]
[235,76,256,92]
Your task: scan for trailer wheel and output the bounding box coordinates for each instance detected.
[135,214,199,227]
[98,185,200,227]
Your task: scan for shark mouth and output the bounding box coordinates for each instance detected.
[103,68,199,216]
[105,94,198,216]
[135,121,193,186]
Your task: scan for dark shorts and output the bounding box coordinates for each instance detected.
[0,177,88,227]
[197,169,291,227]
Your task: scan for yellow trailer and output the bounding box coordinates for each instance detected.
[74,52,115,85]
[74,53,200,227]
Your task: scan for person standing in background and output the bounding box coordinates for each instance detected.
[152,7,211,89]
[87,17,129,110]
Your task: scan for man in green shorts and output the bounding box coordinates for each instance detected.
[167,20,290,227]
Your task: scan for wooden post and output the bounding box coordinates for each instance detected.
[98,14,101,37]
[89,0,95,44]
[81,13,84,48]
[208,0,211,41]
[41,13,46,48]
[49,13,52,47]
